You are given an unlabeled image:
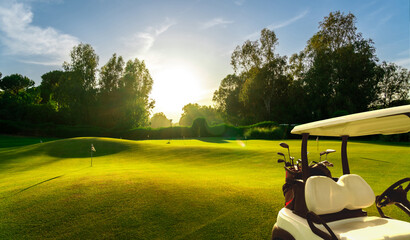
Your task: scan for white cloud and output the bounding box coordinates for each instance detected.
[243,10,309,41]
[201,18,234,29]
[267,10,309,30]
[121,18,176,56]
[0,2,79,66]
[394,58,410,69]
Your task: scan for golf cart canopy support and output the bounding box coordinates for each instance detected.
[292,105,410,179]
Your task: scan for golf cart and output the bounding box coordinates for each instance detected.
[272,105,410,240]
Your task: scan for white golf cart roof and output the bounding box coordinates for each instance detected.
[291,105,410,137]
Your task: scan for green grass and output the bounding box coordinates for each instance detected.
[0,136,408,239]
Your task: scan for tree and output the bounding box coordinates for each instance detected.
[95,54,125,127]
[213,74,252,125]
[52,71,85,123]
[58,43,99,124]
[217,28,291,124]
[179,103,223,126]
[99,54,124,93]
[118,58,154,128]
[302,11,379,119]
[372,62,410,108]
[63,43,99,91]
[40,70,65,104]
[150,112,172,128]
[306,11,358,54]
[122,58,153,98]
[240,57,291,122]
[231,28,278,73]
[0,74,35,95]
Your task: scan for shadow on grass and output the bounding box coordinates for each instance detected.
[0,135,59,148]
[45,138,132,158]
[354,140,410,147]
[198,138,229,144]
[0,166,91,200]
[360,157,390,163]
[18,175,65,193]
[0,138,133,174]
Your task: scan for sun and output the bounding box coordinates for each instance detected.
[150,63,205,121]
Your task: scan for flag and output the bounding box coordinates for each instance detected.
[91,144,96,152]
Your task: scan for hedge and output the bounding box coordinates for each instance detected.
[2,119,406,141]
[0,118,289,140]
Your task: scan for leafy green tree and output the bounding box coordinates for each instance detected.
[302,11,379,119]
[231,28,278,73]
[372,62,410,108]
[0,74,35,95]
[63,43,99,91]
[58,43,99,124]
[179,103,223,126]
[40,70,64,104]
[240,57,291,122]
[52,71,85,123]
[213,74,245,124]
[118,58,154,128]
[217,28,292,124]
[95,54,126,127]
[99,54,124,92]
[150,112,172,128]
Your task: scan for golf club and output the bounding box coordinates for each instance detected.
[319,151,326,161]
[325,149,336,160]
[277,159,285,163]
[279,142,292,165]
[277,152,286,162]
[320,160,334,167]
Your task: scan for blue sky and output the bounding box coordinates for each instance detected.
[0,0,409,121]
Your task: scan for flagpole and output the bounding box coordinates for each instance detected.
[90,143,96,167]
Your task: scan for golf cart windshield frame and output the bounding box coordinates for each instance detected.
[295,105,410,181]
[300,133,350,181]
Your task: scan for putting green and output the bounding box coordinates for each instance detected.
[0,137,408,239]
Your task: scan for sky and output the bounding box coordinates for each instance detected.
[0,0,409,122]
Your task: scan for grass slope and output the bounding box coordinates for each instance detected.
[0,137,408,239]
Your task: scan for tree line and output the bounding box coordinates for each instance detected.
[0,44,154,130]
[0,11,409,134]
[212,11,409,126]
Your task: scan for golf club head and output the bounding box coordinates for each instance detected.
[321,160,334,167]
[326,149,336,154]
[279,142,289,149]
[320,151,326,156]
[277,152,285,157]
[277,159,285,163]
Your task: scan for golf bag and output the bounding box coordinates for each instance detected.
[282,163,332,217]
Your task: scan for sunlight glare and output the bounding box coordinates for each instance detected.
[150,63,205,121]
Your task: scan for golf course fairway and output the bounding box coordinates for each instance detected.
[0,136,408,239]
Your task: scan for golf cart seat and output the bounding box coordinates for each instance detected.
[305,174,375,215]
[276,208,410,240]
[299,174,410,239]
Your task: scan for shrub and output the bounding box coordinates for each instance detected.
[244,126,285,139]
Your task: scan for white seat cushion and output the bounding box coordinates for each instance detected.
[305,174,375,215]
[276,208,410,240]
[331,216,410,240]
